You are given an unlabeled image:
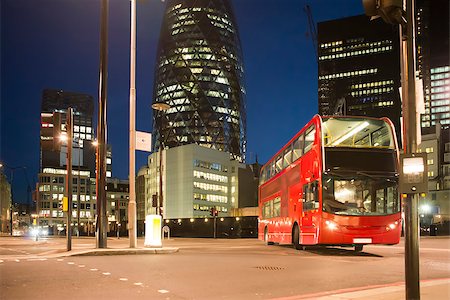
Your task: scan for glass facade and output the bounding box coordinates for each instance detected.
[317,16,402,146]
[153,0,247,162]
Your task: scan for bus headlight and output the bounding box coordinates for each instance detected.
[325,220,338,230]
[386,221,398,231]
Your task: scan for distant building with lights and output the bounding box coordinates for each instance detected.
[417,0,449,130]
[317,15,402,144]
[37,89,114,234]
[152,0,247,162]
[144,144,258,219]
[418,125,450,226]
[0,172,12,233]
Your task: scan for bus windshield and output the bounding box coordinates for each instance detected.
[322,174,400,216]
[322,117,395,149]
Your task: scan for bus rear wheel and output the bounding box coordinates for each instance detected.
[355,245,364,252]
[292,225,302,250]
[264,228,274,245]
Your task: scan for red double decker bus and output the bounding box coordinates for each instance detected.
[258,115,401,251]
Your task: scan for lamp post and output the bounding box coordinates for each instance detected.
[152,103,170,217]
[96,0,109,249]
[128,0,137,248]
[65,107,73,251]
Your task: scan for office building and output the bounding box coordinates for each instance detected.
[144,144,258,219]
[417,0,450,130]
[38,89,97,233]
[152,0,247,162]
[0,172,11,233]
[106,178,129,235]
[317,15,402,143]
[418,125,450,225]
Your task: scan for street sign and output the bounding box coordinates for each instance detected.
[399,153,428,194]
[136,131,152,152]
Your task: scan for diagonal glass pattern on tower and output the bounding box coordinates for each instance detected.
[152,0,246,162]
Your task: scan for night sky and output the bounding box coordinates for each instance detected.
[1,0,363,203]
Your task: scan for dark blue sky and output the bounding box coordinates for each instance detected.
[1,0,363,203]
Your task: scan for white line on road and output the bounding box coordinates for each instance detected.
[27,258,47,262]
[90,268,98,271]
[102,272,111,276]
[119,278,128,281]
[0,259,3,263]
[158,290,169,294]
[78,265,85,268]
[57,259,64,261]
[134,282,143,286]
[67,262,75,265]
[15,259,20,262]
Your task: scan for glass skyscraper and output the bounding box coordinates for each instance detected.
[152,0,246,162]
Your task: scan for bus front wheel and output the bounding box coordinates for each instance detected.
[292,225,302,250]
[355,245,363,252]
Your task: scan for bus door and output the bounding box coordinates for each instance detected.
[301,181,319,244]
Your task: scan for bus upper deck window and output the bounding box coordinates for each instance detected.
[293,135,304,161]
[304,125,316,153]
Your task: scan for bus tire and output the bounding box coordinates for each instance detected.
[292,225,302,250]
[264,227,274,245]
[355,245,363,252]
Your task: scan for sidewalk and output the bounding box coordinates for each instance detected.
[0,235,178,259]
[289,278,450,300]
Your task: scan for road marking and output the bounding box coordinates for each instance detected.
[158,290,169,294]
[67,262,75,265]
[27,258,47,262]
[78,265,85,268]
[102,272,111,276]
[90,268,98,271]
[57,259,64,262]
[15,259,20,263]
[0,260,3,263]
[119,278,128,281]
[134,282,143,286]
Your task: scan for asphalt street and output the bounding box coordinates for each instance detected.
[1,236,449,299]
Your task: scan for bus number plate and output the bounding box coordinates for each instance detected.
[353,238,372,244]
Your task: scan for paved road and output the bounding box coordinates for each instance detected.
[1,236,449,299]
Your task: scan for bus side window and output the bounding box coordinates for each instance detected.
[304,125,316,153]
[283,144,293,168]
[293,134,304,162]
[275,154,283,173]
[303,181,319,211]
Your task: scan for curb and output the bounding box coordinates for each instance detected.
[57,247,179,257]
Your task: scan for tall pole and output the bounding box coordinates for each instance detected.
[158,144,163,216]
[400,0,420,298]
[128,0,137,248]
[66,107,73,251]
[9,172,13,235]
[96,0,109,249]
[77,139,80,237]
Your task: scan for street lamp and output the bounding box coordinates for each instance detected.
[60,108,74,251]
[152,103,170,217]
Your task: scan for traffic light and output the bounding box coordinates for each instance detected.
[362,0,405,25]
[210,207,219,217]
